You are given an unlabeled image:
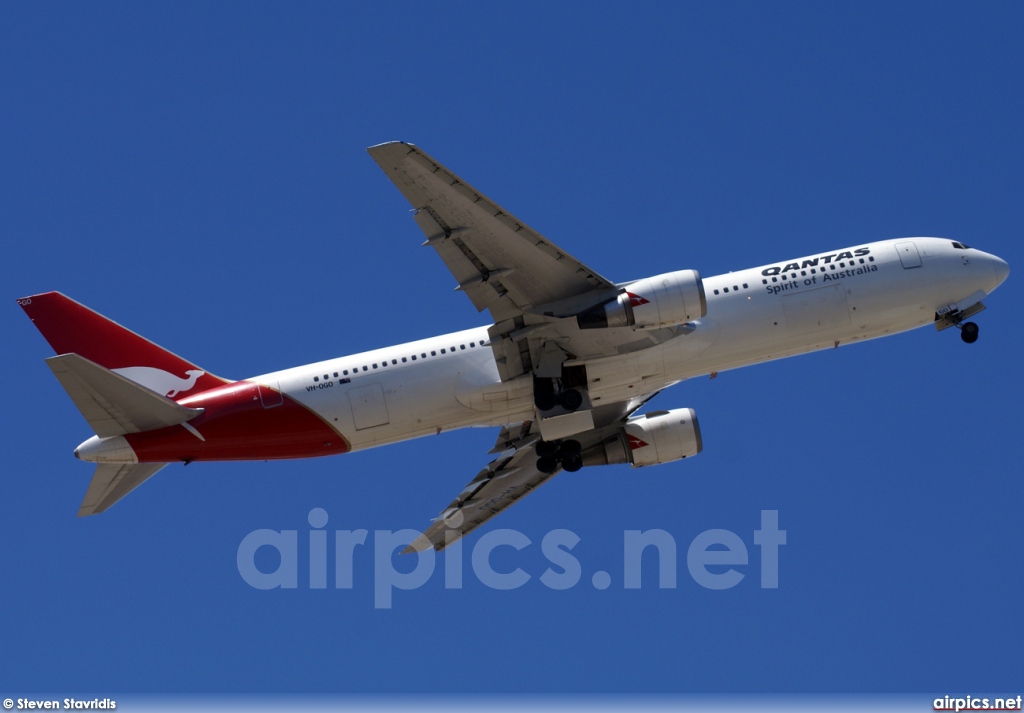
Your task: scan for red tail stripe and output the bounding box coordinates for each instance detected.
[19,292,229,396]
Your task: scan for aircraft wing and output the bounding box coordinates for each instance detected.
[367,142,619,325]
[369,142,687,383]
[404,398,652,553]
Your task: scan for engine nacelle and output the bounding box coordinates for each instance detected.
[576,269,706,330]
[581,408,702,468]
[623,408,703,466]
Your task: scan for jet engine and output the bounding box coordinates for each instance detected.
[581,408,703,468]
[576,269,706,330]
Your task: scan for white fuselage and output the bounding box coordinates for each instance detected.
[258,237,1007,452]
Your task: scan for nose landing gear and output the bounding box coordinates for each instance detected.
[936,297,986,344]
[536,439,583,474]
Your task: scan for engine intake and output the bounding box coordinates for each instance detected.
[581,407,703,468]
[576,269,706,330]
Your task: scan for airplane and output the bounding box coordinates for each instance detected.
[19,142,1010,552]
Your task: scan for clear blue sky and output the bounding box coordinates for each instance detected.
[2,1,1021,698]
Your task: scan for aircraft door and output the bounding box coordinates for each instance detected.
[896,241,922,269]
[258,380,284,408]
[349,383,390,430]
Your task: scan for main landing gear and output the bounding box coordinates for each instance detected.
[536,439,583,474]
[533,377,584,412]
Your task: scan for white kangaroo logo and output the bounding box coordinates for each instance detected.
[113,367,205,398]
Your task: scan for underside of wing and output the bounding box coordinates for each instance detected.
[405,397,661,553]
[403,423,552,553]
[368,142,699,388]
[368,142,618,324]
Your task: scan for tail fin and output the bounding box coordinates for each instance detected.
[19,292,228,400]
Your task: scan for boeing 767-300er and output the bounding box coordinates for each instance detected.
[20,142,1010,552]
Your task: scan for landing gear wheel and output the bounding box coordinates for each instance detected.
[535,391,557,411]
[536,440,559,458]
[562,454,583,472]
[537,456,559,474]
[960,321,979,344]
[557,439,581,458]
[559,388,583,412]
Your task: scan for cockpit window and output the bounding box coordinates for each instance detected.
[951,241,971,249]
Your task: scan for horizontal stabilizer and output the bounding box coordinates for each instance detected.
[47,353,203,437]
[19,291,228,395]
[79,462,168,516]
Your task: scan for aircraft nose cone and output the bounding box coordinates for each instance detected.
[991,256,1010,289]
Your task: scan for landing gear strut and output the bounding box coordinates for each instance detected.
[940,306,982,344]
[536,439,582,474]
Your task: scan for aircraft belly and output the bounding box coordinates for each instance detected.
[285,354,521,451]
[586,345,670,405]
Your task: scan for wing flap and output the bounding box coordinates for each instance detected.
[47,354,203,437]
[405,395,661,552]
